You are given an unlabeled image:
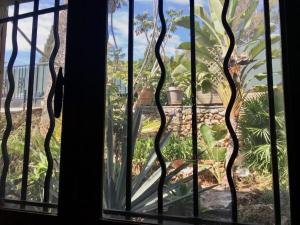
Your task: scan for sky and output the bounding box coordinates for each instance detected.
[109,0,192,60]
[3,0,199,66]
[3,0,276,66]
[4,0,64,65]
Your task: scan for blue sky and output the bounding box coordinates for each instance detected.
[3,0,270,66]
[109,0,195,60]
[4,1,58,65]
[4,0,198,65]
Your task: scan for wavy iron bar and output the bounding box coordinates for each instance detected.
[43,0,61,205]
[221,0,239,222]
[21,0,40,202]
[154,0,167,215]
[0,1,19,201]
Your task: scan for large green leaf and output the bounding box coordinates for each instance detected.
[208,0,223,35]
[228,0,238,20]
[194,5,224,47]
[132,131,172,194]
[131,162,171,203]
[249,35,281,59]
[171,64,189,76]
[175,16,190,29]
[195,4,213,28]
[252,85,268,92]
[234,0,259,41]
[175,15,215,47]
[178,42,191,50]
[200,124,216,149]
[254,73,267,81]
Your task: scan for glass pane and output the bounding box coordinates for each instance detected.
[103,0,290,224]
[0,0,67,213]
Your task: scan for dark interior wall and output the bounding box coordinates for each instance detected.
[279,0,300,224]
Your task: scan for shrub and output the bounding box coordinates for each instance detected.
[239,92,288,187]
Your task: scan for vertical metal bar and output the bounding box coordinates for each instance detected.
[21,0,40,202]
[0,2,19,202]
[189,0,199,217]
[21,66,24,98]
[221,0,239,222]
[35,65,39,104]
[58,0,108,222]
[263,0,281,224]
[126,0,134,212]
[278,0,299,223]
[43,0,60,206]
[154,0,167,215]
[19,66,23,98]
[13,67,16,100]
[41,64,45,94]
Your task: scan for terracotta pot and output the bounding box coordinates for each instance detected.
[167,87,183,105]
[137,87,154,106]
[196,90,222,105]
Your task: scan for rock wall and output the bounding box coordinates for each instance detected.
[141,105,226,136]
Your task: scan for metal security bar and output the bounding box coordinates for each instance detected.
[189,0,199,218]
[104,0,286,224]
[0,0,67,210]
[125,0,134,212]
[221,0,239,222]
[154,0,167,216]
[0,0,290,224]
[263,0,281,223]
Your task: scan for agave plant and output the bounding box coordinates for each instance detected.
[103,101,217,215]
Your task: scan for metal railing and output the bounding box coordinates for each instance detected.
[1,63,49,109]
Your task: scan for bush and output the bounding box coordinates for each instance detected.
[0,116,61,202]
[134,134,193,163]
[239,92,288,187]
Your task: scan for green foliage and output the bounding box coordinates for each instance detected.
[135,123,228,164]
[239,91,288,187]
[104,107,217,214]
[134,138,153,164]
[174,0,281,108]
[163,134,193,161]
[134,133,191,165]
[199,124,227,162]
[0,121,61,202]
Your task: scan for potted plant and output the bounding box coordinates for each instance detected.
[134,76,156,108]
[196,88,222,105]
[167,84,183,106]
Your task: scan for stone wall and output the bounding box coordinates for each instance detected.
[141,105,226,136]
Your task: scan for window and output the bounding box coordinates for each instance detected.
[0,0,298,225]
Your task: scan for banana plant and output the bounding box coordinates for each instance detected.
[103,104,217,215]
[174,0,281,118]
[173,0,281,165]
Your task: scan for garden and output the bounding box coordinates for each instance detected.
[0,0,291,224]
